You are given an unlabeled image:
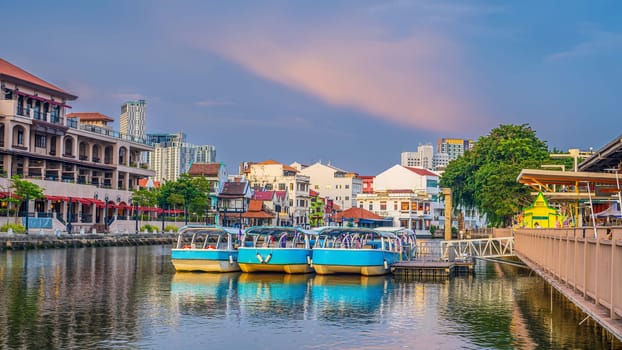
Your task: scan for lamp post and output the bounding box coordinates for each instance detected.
[24,194,29,234]
[104,195,109,233]
[134,199,139,233]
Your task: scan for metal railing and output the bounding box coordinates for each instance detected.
[440,237,515,261]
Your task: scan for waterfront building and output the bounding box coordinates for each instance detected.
[297,161,362,211]
[0,58,154,232]
[359,175,375,194]
[401,144,434,170]
[356,165,440,230]
[308,189,325,227]
[242,160,310,226]
[216,176,251,228]
[188,162,228,224]
[245,190,289,226]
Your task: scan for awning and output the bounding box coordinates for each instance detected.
[45,195,69,201]
[0,192,20,199]
[14,90,72,108]
[91,199,105,208]
[71,197,91,205]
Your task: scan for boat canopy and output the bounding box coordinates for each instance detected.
[314,227,397,239]
[177,225,239,236]
[244,226,315,236]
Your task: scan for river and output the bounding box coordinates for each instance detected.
[0,245,619,349]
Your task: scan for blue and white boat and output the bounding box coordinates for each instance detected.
[171,225,241,273]
[237,226,315,274]
[375,227,417,261]
[311,227,401,276]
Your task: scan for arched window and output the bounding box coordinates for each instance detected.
[13,125,25,146]
[79,142,88,161]
[119,147,127,165]
[64,137,74,156]
[92,144,101,163]
[104,146,113,164]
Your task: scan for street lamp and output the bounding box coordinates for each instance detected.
[104,195,109,233]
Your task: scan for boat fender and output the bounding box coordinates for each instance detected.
[264,253,272,264]
[307,255,312,266]
[229,255,234,264]
[256,253,264,263]
[383,259,388,270]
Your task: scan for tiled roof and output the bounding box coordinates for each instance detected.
[334,207,383,220]
[253,191,275,201]
[257,159,298,173]
[188,163,221,176]
[405,166,438,177]
[138,178,160,188]
[220,181,247,196]
[248,200,264,211]
[0,58,77,99]
[66,112,114,122]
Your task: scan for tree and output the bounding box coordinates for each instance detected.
[10,175,45,216]
[440,124,550,227]
[161,174,210,224]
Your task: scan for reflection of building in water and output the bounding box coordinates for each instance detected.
[0,247,172,348]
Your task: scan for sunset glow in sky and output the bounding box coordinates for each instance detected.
[4,1,622,174]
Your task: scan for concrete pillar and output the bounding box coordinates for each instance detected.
[442,188,452,241]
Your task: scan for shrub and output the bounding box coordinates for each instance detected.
[429,225,437,234]
[164,225,178,233]
[1,223,26,234]
[140,224,159,233]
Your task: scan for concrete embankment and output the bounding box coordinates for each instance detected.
[0,232,177,251]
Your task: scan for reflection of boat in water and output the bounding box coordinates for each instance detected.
[171,272,241,297]
[171,225,240,273]
[238,273,312,300]
[311,275,389,322]
[237,226,315,274]
[312,227,401,276]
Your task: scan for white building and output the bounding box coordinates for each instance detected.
[356,165,440,230]
[297,161,362,210]
[120,100,146,141]
[400,144,434,170]
[148,132,216,182]
[243,160,310,226]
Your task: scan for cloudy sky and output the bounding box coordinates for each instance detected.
[4,1,621,174]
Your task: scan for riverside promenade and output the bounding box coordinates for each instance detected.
[0,232,177,251]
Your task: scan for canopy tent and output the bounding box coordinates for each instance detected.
[594,202,622,218]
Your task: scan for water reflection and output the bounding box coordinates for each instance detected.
[311,275,390,326]
[237,273,313,322]
[0,246,620,349]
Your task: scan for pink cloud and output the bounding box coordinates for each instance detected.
[186,23,486,133]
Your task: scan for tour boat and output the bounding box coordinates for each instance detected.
[311,227,401,276]
[171,225,241,273]
[237,226,315,274]
[375,227,418,261]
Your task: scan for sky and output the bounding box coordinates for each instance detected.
[3,1,622,175]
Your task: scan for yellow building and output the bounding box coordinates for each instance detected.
[521,192,564,228]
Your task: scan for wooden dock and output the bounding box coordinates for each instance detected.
[391,260,474,278]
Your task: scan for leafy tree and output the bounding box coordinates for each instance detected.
[10,175,44,217]
[440,124,550,227]
[160,174,210,224]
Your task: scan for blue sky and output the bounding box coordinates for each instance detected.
[4,1,622,174]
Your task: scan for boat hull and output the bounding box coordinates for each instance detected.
[311,249,399,276]
[238,248,313,274]
[171,249,240,273]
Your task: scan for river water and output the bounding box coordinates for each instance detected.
[0,245,620,349]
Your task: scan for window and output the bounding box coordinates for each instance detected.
[17,129,24,145]
[401,202,409,211]
[279,183,286,191]
[35,134,46,148]
[368,203,373,211]
[345,196,349,201]
[314,185,319,190]
[345,184,349,189]
[394,201,398,210]
[380,201,387,210]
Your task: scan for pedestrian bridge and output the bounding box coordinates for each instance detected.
[439,236,515,261]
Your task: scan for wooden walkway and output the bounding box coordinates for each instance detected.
[391,260,473,278]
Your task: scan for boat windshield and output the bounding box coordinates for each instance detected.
[241,227,314,248]
[314,227,398,249]
[174,225,238,249]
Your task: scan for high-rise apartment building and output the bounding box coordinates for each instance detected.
[436,138,473,161]
[120,100,146,141]
[400,144,434,170]
[147,132,216,181]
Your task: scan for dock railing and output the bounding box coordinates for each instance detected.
[514,227,622,335]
